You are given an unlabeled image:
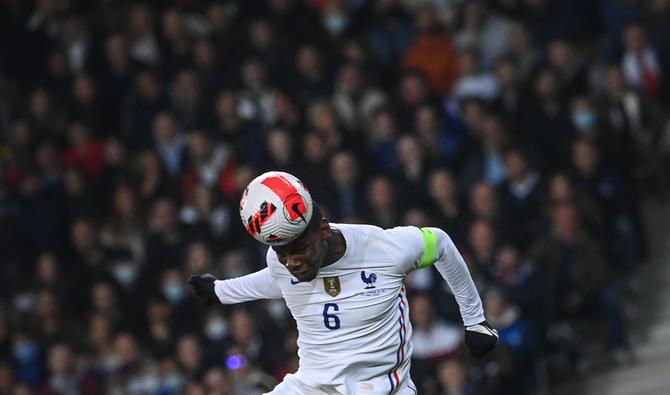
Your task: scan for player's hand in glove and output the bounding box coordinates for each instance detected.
[465,321,499,359]
[187,274,218,305]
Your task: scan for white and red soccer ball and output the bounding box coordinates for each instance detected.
[239,171,313,245]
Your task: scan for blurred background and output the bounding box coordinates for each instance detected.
[1,0,670,394]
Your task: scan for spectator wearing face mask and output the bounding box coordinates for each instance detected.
[202,312,231,368]
[155,356,188,395]
[159,269,201,337]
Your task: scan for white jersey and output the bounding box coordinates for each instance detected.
[214,223,484,394]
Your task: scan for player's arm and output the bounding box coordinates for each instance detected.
[412,227,499,359]
[188,268,282,305]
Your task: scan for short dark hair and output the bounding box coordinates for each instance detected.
[274,204,323,249]
[304,203,323,236]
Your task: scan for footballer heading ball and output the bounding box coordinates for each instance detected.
[239,171,314,245]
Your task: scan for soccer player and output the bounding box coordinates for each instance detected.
[188,171,498,394]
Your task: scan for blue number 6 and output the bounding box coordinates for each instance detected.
[323,303,340,330]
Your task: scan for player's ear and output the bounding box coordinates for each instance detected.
[319,218,331,238]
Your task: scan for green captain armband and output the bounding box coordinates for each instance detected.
[418,227,438,268]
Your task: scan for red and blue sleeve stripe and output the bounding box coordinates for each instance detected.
[387,286,407,393]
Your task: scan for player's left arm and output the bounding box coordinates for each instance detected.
[394,226,499,359]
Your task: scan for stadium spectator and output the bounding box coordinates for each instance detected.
[404,4,459,95]
[410,293,464,390]
[484,288,536,382]
[437,358,476,395]
[428,168,467,246]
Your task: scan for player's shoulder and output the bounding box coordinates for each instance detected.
[331,222,382,240]
[331,223,420,240]
[333,223,424,257]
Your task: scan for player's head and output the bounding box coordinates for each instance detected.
[271,203,331,282]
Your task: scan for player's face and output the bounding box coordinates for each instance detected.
[273,222,328,282]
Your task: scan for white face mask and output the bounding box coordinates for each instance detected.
[324,12,349,35]
[572,110,597,133]
[266,299,289,321]
[163,373,184,391]
[163,281,185,303]
[113,263,138,286]
[205,318,229,340]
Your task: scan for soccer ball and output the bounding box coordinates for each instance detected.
[239,171,313,245]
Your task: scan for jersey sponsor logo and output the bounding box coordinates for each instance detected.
[323,276,341,297]
[360,271,377,289]
[290,278,301,285]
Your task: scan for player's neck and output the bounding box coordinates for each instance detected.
[321,229,346,268]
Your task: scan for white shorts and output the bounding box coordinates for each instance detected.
[264,373,417,395]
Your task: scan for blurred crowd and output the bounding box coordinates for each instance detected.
[1,0,670,394]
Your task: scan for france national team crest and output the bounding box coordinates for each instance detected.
[360,271,377,289]
[323,277,341,297]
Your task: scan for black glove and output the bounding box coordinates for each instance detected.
[464,321,499,359]
[187,274,218,306]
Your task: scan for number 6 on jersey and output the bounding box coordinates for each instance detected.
[322,303,340,330]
